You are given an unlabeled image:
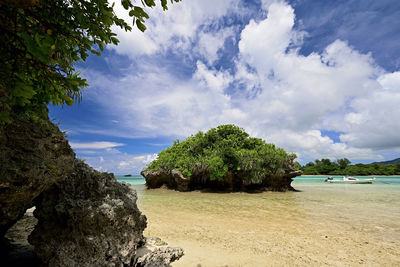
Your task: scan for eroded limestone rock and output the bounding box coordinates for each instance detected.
[1,113,183,266]
[141,169,191,191]
[134,237,184,267]
[0,113,75,236]
[29,160,148,266]
[141,155,302,192]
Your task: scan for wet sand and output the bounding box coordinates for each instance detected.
[133,179,400,266]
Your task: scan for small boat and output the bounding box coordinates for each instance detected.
[324,176,333,182]
[325,176,376,184]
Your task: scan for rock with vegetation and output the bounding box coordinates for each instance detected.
[0,113,75,237]
[142,125,301,192]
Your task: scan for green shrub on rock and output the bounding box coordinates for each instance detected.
[145,124,296,183]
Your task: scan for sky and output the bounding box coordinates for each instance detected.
[50,0,400,175]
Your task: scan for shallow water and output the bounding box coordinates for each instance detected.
[118,176,400,266]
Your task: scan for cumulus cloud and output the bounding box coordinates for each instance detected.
[109,0,241,58]
[79,0,399,166]
[195,27,235,65]
[339,71,400,150]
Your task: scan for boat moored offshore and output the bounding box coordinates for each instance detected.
[325,176,376,184]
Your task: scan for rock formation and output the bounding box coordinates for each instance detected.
[134,237,184,267]
[29,160,183,266]
[0,113,75,236]
[142,169,191,191]
[1,113,183,266]
[142,155,302,192]
[142,169,301,192]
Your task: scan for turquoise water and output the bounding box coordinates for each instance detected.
[116,175,146,184]
[293,175,400,187]
[117,175,400,187]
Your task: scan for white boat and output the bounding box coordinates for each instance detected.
[325,176,376,184]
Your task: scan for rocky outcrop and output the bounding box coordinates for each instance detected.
[29,160,148,266]
[142,169,301,192]
[1,112,183,266]
[134,237,184,267]
[142,169,191,191]
[141,156,302,192]
[0,113,75,236]
[29,160,183,266]
[260,170,302,191]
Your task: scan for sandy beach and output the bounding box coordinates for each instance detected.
[133,178,400,266]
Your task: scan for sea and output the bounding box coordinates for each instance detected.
[117,175,400,187]
[116,175,400,266]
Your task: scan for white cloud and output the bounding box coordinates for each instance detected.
[339,71,400,150]
[195,27,235,65]
[109,0,241,58]
[193,61,233,93]
[70,141,125,149]
[260,0,285,10]
[80,1,399,166]
[377,71,400,91]
[84,60,235,137]
[238,2,295,73]
[72,143,158,174]
[267,130,382,161]
[84,150,158,175]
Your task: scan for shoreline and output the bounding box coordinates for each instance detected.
[135,181,400,266]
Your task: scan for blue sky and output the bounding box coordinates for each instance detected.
[50,0,400,174]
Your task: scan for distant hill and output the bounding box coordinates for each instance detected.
[372,158,400,165]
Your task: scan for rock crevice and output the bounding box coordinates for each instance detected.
[0,113,75,236]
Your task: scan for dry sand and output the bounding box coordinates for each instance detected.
[136,184,400,267]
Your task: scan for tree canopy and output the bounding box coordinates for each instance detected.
[145,124,297,182]
[0,0,181,122]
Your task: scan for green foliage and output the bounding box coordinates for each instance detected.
[145,124,295,182]
[0,0,181,122]
[337,158,351,169]
[293,161,301,171]
[301,158,400,175]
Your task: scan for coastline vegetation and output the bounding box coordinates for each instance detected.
[301,158,400,176]
[145,124,296,182]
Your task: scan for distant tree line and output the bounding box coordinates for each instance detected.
[301,158,400,176]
